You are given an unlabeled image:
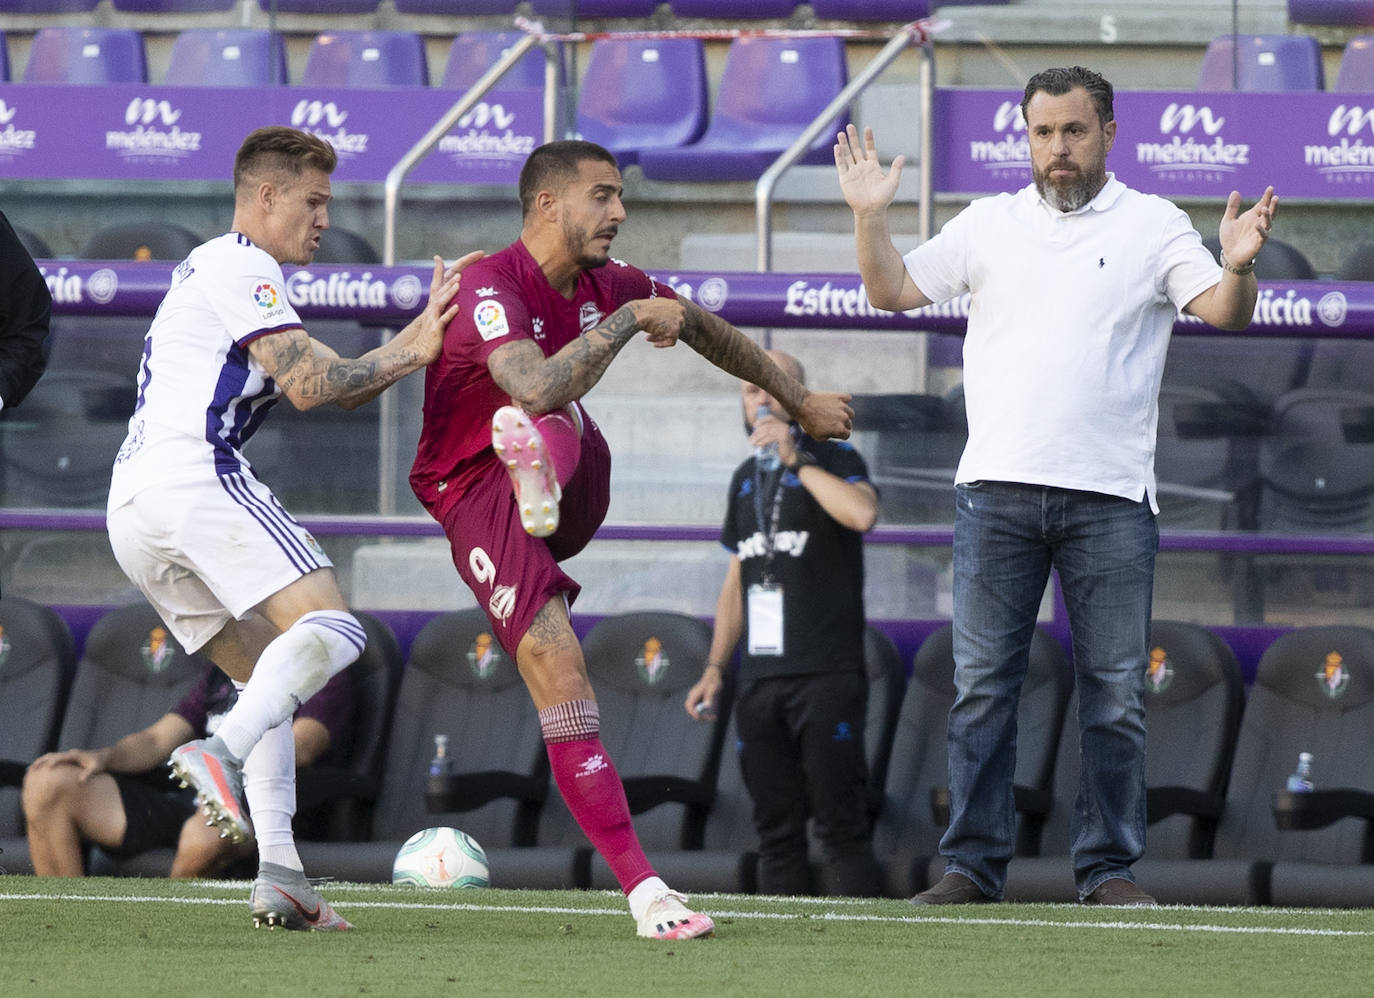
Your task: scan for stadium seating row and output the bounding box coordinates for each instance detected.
[2,26,849,181]
[1201,33,1374,92]
[22,25,1374,94]
[1288,0,1374,28]
[0,0,943,18]
[4,597,1374,905]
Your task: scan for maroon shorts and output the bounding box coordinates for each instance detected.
[436,420,610,657]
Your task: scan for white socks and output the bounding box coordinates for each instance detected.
[627,876,671,923]
[244,719,302,872]
[216,610,364,762]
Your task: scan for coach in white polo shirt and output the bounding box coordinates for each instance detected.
[835,66,1277,908]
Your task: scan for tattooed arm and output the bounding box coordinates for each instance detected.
[486,297,682,413]
[248,252,479,411]
[675,298,855,441]
[488,294,854,439]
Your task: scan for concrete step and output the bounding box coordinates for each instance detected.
[348,535,949,621]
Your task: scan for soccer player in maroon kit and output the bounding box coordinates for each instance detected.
[411,140,854,938]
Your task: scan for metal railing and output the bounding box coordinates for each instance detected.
[754,24,936,272]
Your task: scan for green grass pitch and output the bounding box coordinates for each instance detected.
[3,877,1373,997]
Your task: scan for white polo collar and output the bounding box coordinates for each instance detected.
[1031,173,1127,216]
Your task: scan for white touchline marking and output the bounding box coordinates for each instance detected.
[1,893,1370,937]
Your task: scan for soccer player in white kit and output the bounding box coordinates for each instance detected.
[106,126,478,930]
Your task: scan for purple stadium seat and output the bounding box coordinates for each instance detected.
[111,0,237,11]
[529,1,660,14]
[0,1,98,11]
[164,29,287,87]
[257,0,381,11]
[637,36,849,182]
[670,0,796,14]
[811,0,930,18]
[441,30,562,91]
[1337,36,1374,91]
[395,1,518,11]
[1288,0,1374,26]
[301,31,429,88]
[22,28,147,84]
[575,37,707,167]
[1198,34,1324,91]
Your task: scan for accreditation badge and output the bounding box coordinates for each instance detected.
[746,583,784,656]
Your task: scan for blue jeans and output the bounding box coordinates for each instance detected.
[942,481,1156,899]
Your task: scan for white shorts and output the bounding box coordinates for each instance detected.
[107,471,333,653]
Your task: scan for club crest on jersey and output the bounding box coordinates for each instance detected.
[1316,651,1351,699]
[475,300,509,341]
[467,632,503,679]
[578,301,603,333]
[252,281,287,321]
[635,637,669,684]
[1146,646,1174,694]
[142,627,176,673]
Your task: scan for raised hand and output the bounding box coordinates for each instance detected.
[834,124,905,217]
[1218,186,1278,272]
[416,250,485,362]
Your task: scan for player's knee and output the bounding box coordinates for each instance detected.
[21,765,76,816]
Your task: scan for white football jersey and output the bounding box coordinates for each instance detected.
[108,232,304,510]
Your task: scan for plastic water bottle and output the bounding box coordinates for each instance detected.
[428,733,456,779]
[754,403,781,472]
[1285,751,1315,793]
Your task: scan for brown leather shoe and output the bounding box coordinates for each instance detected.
[909,872,993,906]
[1083,878,1157,907]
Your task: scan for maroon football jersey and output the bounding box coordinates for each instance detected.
[410,239,675,513]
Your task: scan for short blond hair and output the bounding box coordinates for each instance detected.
[233,126,337,194]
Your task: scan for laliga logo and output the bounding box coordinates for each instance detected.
[291,100,348,128]
[458,103,517,130]
[125,98,181,127]
[1328,104,1374,137]
[1158,103,1225,136]
[992,101,1026,132]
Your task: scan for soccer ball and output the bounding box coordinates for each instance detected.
[392,827,490,888]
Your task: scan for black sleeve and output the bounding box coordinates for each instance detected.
[817,439,874,488]
[719,461,749,552]
[0,210,52,409]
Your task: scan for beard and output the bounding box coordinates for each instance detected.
[564,219,613,270]
[1034,160,1107,213]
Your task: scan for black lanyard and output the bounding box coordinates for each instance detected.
[751,464,788,584]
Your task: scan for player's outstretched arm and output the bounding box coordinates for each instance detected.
[487,297,682,413]
[676,299,854,441]
[251,252,481,411]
